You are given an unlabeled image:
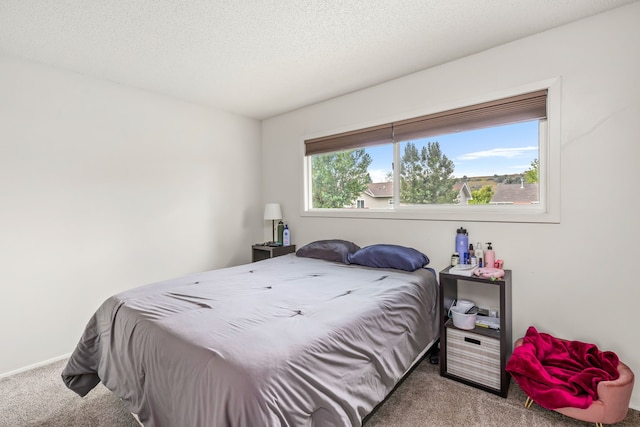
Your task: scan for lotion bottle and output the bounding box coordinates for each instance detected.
[484,242,495,268]
[283,225,290,246]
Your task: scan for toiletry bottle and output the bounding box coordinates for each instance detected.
[451,252,459,266]
[277,221,284,244]
[469,243,474,258]
[283,225,290,246]
[485,242,495,269]
[455,227,469,264]
[475,243,484,268]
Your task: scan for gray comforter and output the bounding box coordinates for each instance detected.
[62,254,439,426]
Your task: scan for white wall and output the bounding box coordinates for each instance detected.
[262,3,640,409]
[0,55,262,375]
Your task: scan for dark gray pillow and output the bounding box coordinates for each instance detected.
[296,239,361,264]
[347,244,429,272]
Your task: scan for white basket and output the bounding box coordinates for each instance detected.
[456,299,474,312]
[451,306,476,330]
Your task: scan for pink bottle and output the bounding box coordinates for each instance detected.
[484,242,495,268]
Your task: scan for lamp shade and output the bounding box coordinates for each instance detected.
[263,203,282,220]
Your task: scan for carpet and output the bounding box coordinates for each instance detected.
[1,358,637,426]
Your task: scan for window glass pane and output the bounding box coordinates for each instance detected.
[397,121,540,206]
[308,121,540,210]
[310,144,393,209]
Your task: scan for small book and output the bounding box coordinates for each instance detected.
[448,264,477,276]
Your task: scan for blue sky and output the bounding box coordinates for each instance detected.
[366,121,539,182]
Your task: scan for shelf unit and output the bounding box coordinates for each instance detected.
[439,266,512,397]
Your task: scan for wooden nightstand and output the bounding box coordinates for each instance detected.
[251,244,296,262]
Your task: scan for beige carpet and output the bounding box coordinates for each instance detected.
[1,358,637,426]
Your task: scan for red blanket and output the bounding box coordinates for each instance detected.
[506,326,619,410]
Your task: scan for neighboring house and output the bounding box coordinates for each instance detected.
[354,181,473,208]
[454,182,473,205]
[490,181,539,204]
[357,182,394,209]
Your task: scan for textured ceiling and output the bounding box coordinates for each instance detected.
[0,0,636,119]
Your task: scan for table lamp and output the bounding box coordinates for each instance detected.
[263,203,282,243]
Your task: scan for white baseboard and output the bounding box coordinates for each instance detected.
[0,353,71,379]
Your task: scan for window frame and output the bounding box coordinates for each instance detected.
[301,78,561,223]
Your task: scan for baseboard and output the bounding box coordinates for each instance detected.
[0,353,71,379]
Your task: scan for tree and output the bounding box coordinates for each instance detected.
[311,149,372,208]
[400,142,457,204]
[524,158,539,183]
[503,175,519,184]
[468,185,494,204]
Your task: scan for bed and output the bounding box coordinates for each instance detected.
[62,241,439,427]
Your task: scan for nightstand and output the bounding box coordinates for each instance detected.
[439,266,512,397]
[251,244,296,262]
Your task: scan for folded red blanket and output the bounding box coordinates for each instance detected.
[506,326,620,410]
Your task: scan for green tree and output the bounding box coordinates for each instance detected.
[311,149,372,208]
[524,159,539,183]
[468,185,494,204]
[400,142,457,204]
[503,175,519,184]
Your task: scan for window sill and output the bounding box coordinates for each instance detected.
[301,205,559,224]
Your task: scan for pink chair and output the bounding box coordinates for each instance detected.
[514,337,634,427]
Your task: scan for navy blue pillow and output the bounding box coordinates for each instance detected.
[296,239,361,264]
[348,244,429,272]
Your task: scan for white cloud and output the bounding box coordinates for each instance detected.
[368,168,392,183]
[458,146,537,161]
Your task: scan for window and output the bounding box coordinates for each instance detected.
[396,121,540,207]
[303,82,560,223]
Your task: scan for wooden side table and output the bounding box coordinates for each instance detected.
[251,244,296,262]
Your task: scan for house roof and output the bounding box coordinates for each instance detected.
[491,182,539,204]
[454,182,473,198]
[365,182,393,198]
[364,181,473,200]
